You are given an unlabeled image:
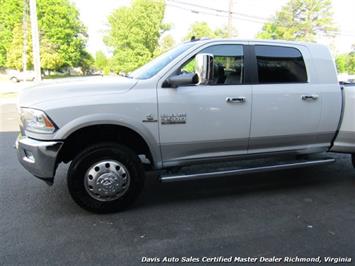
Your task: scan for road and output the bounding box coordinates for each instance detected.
[1,103,355,265]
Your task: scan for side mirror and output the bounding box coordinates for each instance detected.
[195,53,214,85]
[163,72,199,88]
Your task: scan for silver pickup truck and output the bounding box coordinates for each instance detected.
[16,39,355,213]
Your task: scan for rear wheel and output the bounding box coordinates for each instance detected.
[67,143,145,213]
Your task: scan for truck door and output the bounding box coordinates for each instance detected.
[157,44,252,166]
[248,44,325,154]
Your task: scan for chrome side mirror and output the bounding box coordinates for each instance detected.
[195,53,214,85]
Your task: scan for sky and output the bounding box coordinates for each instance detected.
[72,0,355,56]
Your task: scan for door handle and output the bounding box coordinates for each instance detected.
[226,97,246,103]
[301,95,319,101]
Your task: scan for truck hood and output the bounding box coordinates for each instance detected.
[18,76,138,107]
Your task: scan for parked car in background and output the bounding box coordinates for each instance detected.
[338,73,355,84]
[8,70,36,82]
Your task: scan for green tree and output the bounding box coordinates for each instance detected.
[105,0,168,73]
[0,0,23,67]
[184,22,237,41]
[37,0,88,69]
[184,22,215,40]
[40,38,64,71]
[336,54,347,73]
[154,34,175,57]
[94,51,108,70]
[335,53,355,75]
[348,54,355,74]
[0,0,89,71]
[214,25,237,38]
[6,23,33,70]
[257,0,336,42]
[79,50,94,75]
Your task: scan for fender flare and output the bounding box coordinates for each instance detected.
[53,113,162,168]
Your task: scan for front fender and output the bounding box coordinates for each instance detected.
[53,113,162,168]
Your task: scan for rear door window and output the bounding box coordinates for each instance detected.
[255,45,307,83]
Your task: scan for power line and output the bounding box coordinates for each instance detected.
[166,0,355,38]
[167,0,270,22]
[166,2,269,24]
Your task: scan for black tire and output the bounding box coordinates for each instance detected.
[351,154,355,168]
[67,143,145,213]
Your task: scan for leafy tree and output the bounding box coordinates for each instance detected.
[335,54,347,73]
[184,22,215,40]
[214,25,237,38]
[0,0,23,67]
[105,0,168,73]
[79,50,94,75]
[37,0,88,69]
[154,34,175,57]
[348,54,355,74]
[184,22,237,41]
[257,0,336,42]
[95,51,109,70]
[6,23,33,70]
[335,53,355,74]
[40,38,64,71]
[0,0,89,71]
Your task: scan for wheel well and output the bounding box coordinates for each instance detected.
[57,125,154,168]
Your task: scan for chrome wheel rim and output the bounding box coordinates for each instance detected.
[84,160,130,201]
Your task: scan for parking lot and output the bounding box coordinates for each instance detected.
[1,103,355,265]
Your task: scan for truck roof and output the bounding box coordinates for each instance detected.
[188,38,325,48]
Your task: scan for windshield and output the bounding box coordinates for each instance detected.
[129,42,195,80]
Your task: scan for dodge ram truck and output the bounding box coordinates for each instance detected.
[16,39,355,213]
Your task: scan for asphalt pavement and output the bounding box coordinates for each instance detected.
[1,103,355,265]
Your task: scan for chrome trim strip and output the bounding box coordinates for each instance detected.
[249,132,334,150]
[161,133,334,167]
[161,138,248,163]
[160,158,335,182]
[162,147,328,168]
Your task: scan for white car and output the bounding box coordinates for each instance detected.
[15,38,355,213]
[8,70,35,82]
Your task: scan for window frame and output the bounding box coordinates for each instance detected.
[251,44,309,85]
[166,44,253,87]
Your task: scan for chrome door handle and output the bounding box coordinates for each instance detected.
[301,95,319,101]
[226,97,246,103]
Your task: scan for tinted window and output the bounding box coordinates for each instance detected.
[255,45,307,83]
[179,44,244,85]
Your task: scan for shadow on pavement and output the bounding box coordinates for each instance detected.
[1,130,354,213]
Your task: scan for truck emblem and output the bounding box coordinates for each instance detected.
[161,113,187,125]
[142,114,157,123]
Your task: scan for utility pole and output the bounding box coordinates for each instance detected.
[22,0,28,74]
[227,0,234,37]
[29,0,41,82]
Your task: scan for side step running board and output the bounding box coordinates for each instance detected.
[160,158,335,183]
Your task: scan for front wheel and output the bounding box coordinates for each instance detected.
[10,77,19,83]
[67,143,145,213]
